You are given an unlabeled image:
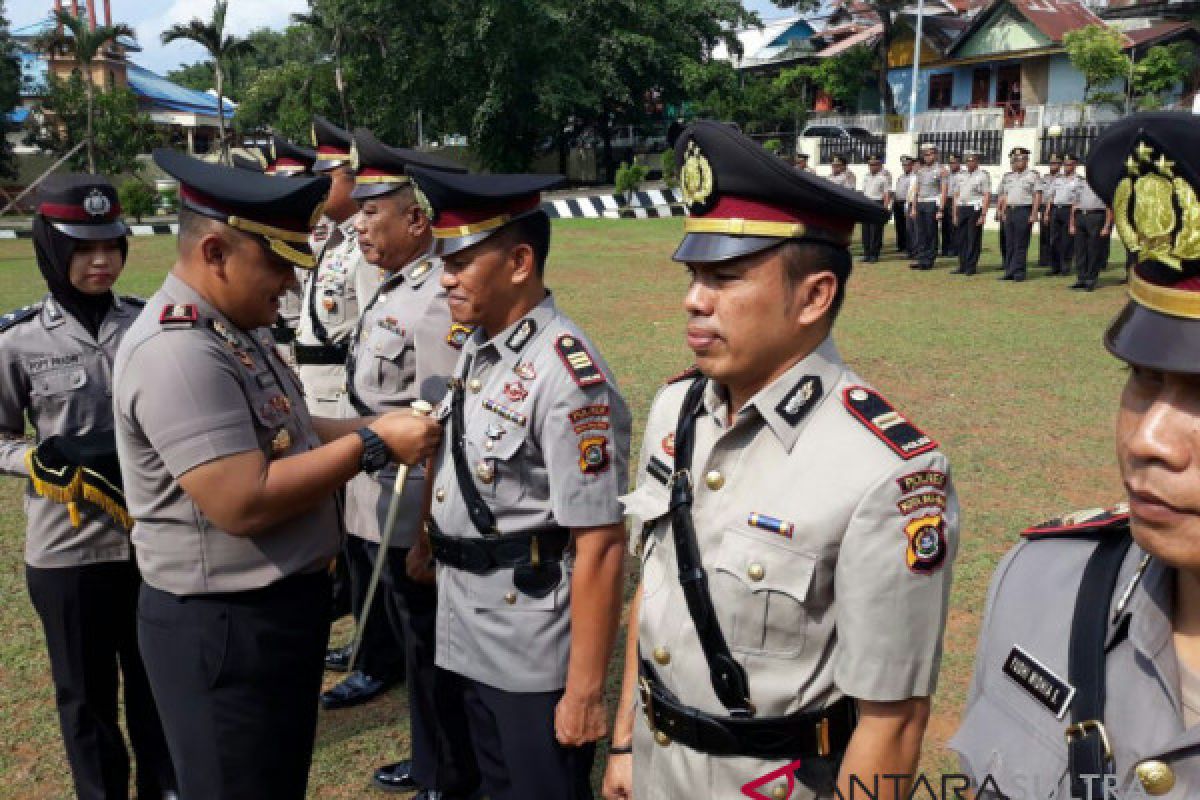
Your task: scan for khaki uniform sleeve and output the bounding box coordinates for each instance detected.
[0,336,31,475]
[537,369,631,529]
[121,333,259,478]
[832,451,959,701]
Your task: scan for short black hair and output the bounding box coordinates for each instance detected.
[494,211,551,276]
[779,240,851,319]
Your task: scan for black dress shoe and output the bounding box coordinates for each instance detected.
[949,268,963,274]
[1069,282,1086,289]
[373,760,418,793]
[325,644,353,672]
[998,274,1013,281]
[320,670,394,710]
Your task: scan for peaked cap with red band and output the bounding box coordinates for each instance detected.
[311,115,353,172]
[672,120,888,263]
[350,128,466,201]
[406,166,563,258]
[153,148,330,269]
[1087,113,1200,374]
[269,135,316,177]
[36,173,128,241]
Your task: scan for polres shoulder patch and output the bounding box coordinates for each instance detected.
[1021,503,1130,540]
[555,334,605,388]
[0,304,40,334]
[842,386,937,460]
[665,365,701,385]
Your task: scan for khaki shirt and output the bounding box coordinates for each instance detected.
[295,215,382,414]
[628,338,959,800]
[340,256,460,547]
[894,172,915,208]
[951,531,1200,800]
[0,295,139,568]
[827,170,856,190]
[999,168,1041,206]
[912,164,943,205]
[1075,181,1108,212]
[1046,173,1083,206]
[114,272,340,595]
[956,169,992,210]
[430,293,631,692]
[861,171,891,202]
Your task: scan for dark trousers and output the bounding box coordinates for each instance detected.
[1075,210,1110,287]
[1049,205,1075,274]
[940,204,957,255]
[347,533,405,680]
[861,219,884,260]
[1002,206,1034,279]
[461,678,595,800]
[138,571,331,800]
[914,201,939,267]
[330,547,352,621]
[27,561,175,800]
[955,207,982,274]
[1038,216,1052,266]
[891,201,909,252]
[377,546,478,794]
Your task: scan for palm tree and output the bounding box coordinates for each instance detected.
[290,8,351,131]
[34,10,136,173]
[160,0,253,165]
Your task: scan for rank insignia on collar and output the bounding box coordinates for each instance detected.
[503,382,529,403]
[409,259,432,283]
[271,427,292,455]
[556,334,605,388]
[514,361,537,381]
[776,375,822,426]
[1021,503,1130,540]
[159,304,198,328]
[843,386,937,460]
[579,436,610,474]
[447,323,473,350]
[506,318,538,352]
[904,513,947,574]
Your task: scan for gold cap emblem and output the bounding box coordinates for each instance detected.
[413,180,434,219]
[680,140,714,210]
[310,122,318,147]
[1113,137,1200,271]
[350,140,360,172]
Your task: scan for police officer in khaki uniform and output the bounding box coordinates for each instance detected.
[996,146,1041,281]
[951,112,1200,800]
[1068,169,1113,292]
[603,121,959,800]
[826,154,856,190]
[940,152,964,257]
[1037,154,1064,268]
[0,175,177,800]
[951,151,991,276]
[1043,154,1085,276]
[406,165,632,800]
[893,155,915,256]
[266,136,317,368]
[909,142,944,270]
[113,150,441,799]
[327,132,478,798]
[859,155,891,263]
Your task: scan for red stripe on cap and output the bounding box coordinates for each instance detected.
[701,195,855,235]
[317,145,350,157]
[274,157,307,169]
[358,167,406,179]
[435,193,542,229]
[38,201,122,222]
[179,185,308,234]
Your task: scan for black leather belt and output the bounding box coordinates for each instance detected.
[1079,209,1106,214]
[429,524,570,573]
[1053,204,1073,209]
[638,661,857,759]
[272,324,296,345]
[294,342,348,365]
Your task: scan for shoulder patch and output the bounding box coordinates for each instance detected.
[0,304,40,334]
[665,365,701,385]
[121,295,146,308]
[555,334,605,388]
[842,386,937,460]
[159,304,198,329]
[1021,503,1130,540]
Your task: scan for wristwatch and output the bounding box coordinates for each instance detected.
[356,427,390,473]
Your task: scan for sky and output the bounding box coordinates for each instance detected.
[10,0,793,76]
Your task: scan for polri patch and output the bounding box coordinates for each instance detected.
[159,304,198,329]
[446,323,473,350]
[556,335,605,388]
[776,375,822,426]
[897,492,947,515]
[1002,645,1075,719]
[897,470,947,494]
[904,513,946,574]
[506,318,537,352]
[843,386,937,460]
[579,436,610,474]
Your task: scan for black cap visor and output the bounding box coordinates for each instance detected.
[350,180,410,201]
[671,233,786,264]
[50,220,130,241]
[1105,301,1200,374]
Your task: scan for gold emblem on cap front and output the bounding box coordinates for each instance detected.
[1113,138,1200,271]
[680,141,714,208]
[413,181,434,219]
[350,140,360,172]
[310,122,318,147]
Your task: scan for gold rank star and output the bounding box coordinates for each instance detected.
[1156,154,1175,178]
[1135,141,1156,163]
[1126,156,1140,176]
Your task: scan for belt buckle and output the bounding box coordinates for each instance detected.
[669,468,692,492]
[1064,720,1113,763]
[816,717,831,757]
[530,535,541,568]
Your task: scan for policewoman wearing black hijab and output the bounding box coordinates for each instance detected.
[0,174,176,799]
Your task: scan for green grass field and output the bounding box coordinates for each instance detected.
[0,219,1133,797]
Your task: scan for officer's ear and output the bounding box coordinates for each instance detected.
[507,241,537,286]
[199,230,231,277]
[407,203,431,238]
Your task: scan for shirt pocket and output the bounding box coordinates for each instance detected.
[31,366,88,397]
[367,326,412,394]
[710,526,817,658]
[951,690,1068,799]
[468,419,529,508]
[317,277,351,327]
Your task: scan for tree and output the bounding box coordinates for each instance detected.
[161,0,253,165]
[1064,24,1131,122]
[1132,42,1197,110]
[781,44,876,112]
[0,0,19,180]
[25,75,161,175]
[290,8,351,130]
[33,10,136,173]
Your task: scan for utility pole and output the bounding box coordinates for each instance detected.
[907,0,926,134]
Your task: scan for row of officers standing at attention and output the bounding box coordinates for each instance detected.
[797,143,1118,288]
[3,111,1199,800]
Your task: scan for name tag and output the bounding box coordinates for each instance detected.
[1003,644,1075,719]
[25,353,82,374]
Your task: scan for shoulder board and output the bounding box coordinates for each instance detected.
[159,303,198,329]
[0,304,40,334]
[843,386,938,460]
[555,334,606,388]
[122,295,146,307]
[665,365,701,385]
[1021,504,1130,540]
